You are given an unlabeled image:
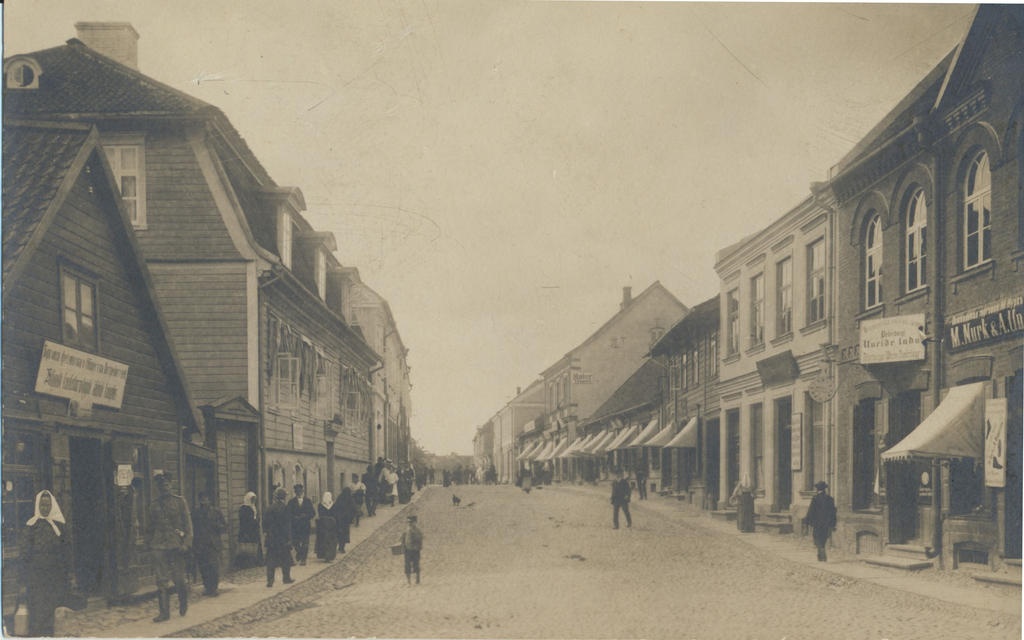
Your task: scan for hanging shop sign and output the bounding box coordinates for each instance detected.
[985,398,1007,488]
[572,372,593,385]
[34,340,129,409]
[946,296,1024,351]
[859,314,925,364]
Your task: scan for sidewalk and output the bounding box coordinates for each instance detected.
[554,482,1021,617]
[55,491,423,638]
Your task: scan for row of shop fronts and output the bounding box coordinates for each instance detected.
[2,23,412,612]
[496,5,1023,573]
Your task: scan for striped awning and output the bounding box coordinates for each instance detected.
[562,433,594,457]
[626,417,661,448]
[539,438,571,461]
[516,440,542,461]
[665,417,699,448]
[530,440,555,462]
[583,430,616,456]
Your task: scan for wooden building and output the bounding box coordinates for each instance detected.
[2,120,205,608]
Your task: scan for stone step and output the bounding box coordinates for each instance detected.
[761,512,792,522]
[1005,558,1022,568]
[973,573,1022,587]
[863,556,934,571]
[885,543,931,560]
[754,520,794,535]
[710,509,737,521]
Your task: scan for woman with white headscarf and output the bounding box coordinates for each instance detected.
[19,490,72,636]
[315,491,337,562]
[236,491,262,568]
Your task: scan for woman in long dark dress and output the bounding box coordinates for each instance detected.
[331,487,357,554]
[315,492,337,562]
[19,490,72,637]
[237,491,262,567]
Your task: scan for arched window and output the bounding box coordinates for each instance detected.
[865,213,883,309]
[964,151,992,269]
[905,189,927,292]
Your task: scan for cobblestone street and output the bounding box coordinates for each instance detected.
[173,485,1020,640]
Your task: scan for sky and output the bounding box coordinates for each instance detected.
[4,1,975,456]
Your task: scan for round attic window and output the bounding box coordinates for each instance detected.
[5,58,42,90]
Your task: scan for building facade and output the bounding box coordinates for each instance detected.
[2,121,205,608]
[714,197,835,525]
[821,5,1023,569]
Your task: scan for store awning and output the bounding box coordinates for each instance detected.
[665,417,699,448]
[626,417,661,448]
[557,435,585,459]
[608,425,639,451]
[582,430,616,456]
[563,433,594,457]
[541,439,572,461]
[881,382,986,461]
[516,440,542,461]
[644,422,678,448]
[530,440,555,462]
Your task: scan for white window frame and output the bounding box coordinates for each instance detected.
[905,189,927,292]
[726,289,740,356]
[275,354,300,408]
[103,137,147,229]
[315,249,327,300]
[807,240,826,324]
[278,209,294,269]
[776,257,792,336]
[864,215,883,309]
[60,268,98,351]
[749,273,765,347]
[963,151,992,270]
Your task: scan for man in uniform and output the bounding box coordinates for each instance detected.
[146,472,193,622]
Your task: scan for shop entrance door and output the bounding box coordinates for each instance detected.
[706,419,720,509]
[774,397,792,512]
[69,437,109,595]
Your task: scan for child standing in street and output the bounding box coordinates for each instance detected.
[401,514,424,585]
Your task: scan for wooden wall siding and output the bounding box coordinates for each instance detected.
[2,161,185,435]
[134,129,241,261]
[148,262,249,404]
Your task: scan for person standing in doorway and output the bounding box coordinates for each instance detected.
[19,490,72,636]
[147,472,193,622]
[401,514,424,585]
[611,469,632,529]
[287,484,315,566]
[803,481,837,562]
[263,487,294,587]
[191,491,226,597]
[635,468,648,500]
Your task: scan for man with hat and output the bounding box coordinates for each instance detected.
[400,514,424,585]
[802,481,837,561]
[146,472,193,622]
[263,487,295,587]
[287,484,315,565]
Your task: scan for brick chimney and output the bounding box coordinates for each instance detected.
[621,286,632,309]
[75,22,139,70]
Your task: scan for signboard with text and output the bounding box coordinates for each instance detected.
[946,296,1024,351]
[859,314,925,364]
[985,398,1007,488]
[34,340,129,409]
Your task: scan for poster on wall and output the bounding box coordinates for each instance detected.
[985,398,1007,488]
[790,413,802,472]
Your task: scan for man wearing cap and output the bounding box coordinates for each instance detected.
[263,487,295,587]
[610,469,632,529]
[146,472,193,622]
[400,514,424,585]
[803,481,837,561]
[287,484,315,566]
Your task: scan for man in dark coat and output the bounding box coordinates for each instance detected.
[610,469,632,529]
[363,467,378,517]
[263,487,294,587]
[191,491,226,597]
[147,472,193,622]
[287,484,316,566]
[803,480,838,561]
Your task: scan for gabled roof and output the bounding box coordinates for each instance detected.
[650,294,719,356]
[2,120,93,281]
[582,359,662,426]
[2,120,206,433]
[541,281,687,377]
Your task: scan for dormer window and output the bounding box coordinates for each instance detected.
[315,249,327,300]
[4,57,42,90]
[278,209,294,269]
[103,136,147,228]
